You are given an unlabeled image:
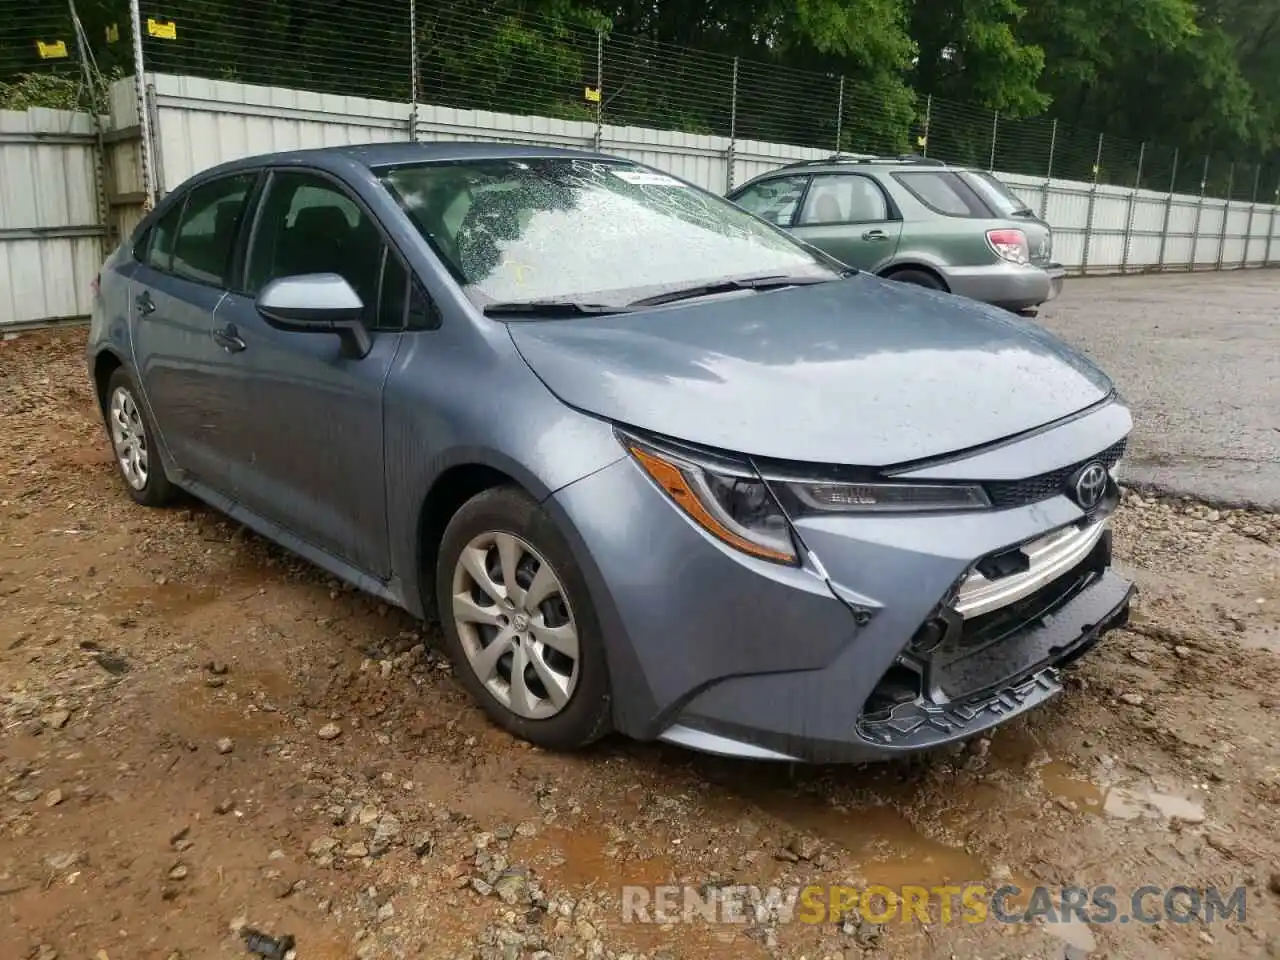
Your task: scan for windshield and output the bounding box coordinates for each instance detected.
[377,157,841,310]
[961,171,1034,217]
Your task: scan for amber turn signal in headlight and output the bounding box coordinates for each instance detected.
[625,442,798,565]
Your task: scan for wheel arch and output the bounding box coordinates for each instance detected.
[412,455,546,618]
[91,348,126,417]
[879,261,951,292]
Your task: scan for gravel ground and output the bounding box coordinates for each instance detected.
[1,328,1279,960]
[1036,270,1280,511]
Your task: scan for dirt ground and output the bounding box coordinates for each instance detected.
[2,328,1278,960]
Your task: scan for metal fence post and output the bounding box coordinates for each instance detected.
[1156,148,1178,271]
[69,0,110,256]
[1242,165,1260,269]
[1120,142,1145,274]
[725,57,738,192]
[1216,162,1234,270]
[1039,118,1057,220]
[1080,133,1103,274]
[128,0,155,210]
[1267,182,1280,267]
[989,111,998,170]
[593,31,603,151]
[921,94,931,158]
[834,76,844,154]
[145,81,165,197]
[1189,156,1209,271]
[408,0,418,140]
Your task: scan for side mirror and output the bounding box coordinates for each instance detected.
[255,273,372,359]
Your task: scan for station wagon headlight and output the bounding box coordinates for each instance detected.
[623,439,799,565]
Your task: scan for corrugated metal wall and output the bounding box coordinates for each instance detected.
[4,74,1278,328]
[0,108,104,329]
[135,73,1280,278]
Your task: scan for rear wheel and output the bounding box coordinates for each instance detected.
[104,368,178,507]
[435,486,612,750]
[886,268,947,291]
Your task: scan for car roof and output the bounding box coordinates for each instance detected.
[738,155,981,184]
[188,140,623,182]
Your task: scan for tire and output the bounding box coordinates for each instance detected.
[435,485,612,751]
[103,367,178,507]
[886,268,947,291]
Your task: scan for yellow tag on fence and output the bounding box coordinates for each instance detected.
[36,40,69,59]
[583,86,601,103]
[147,18,178,40]
[106,24,120,43]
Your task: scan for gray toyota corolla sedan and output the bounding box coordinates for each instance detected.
[87,143,1134,763]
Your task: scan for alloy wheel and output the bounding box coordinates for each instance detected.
[450,531,580,720]
[109,386,149,490]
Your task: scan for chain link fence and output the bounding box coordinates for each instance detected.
[3,0,1279,201]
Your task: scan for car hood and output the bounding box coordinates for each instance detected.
[505,273,1113,467]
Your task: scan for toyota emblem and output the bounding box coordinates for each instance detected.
[1072,462,1108,510]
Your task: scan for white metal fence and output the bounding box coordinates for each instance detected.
[135,74,1280,276]
[1,72,1277,329]
[0,107,105,329]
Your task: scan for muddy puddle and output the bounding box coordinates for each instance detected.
[1036,761,1207,824]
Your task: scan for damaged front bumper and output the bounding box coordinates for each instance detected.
[660,513,1133,763]
[548,408,1135,764]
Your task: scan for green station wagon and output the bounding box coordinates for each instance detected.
[727,156,1066,314]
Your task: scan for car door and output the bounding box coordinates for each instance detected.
[790,173,903,270]
[127,171,261,498]
[212,168,407,578]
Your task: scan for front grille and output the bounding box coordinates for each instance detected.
[984,438,1126,509]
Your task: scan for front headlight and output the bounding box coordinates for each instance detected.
[622,432,995,566]
[623,439,799,565]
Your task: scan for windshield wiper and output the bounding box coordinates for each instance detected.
[482,300,632,317]
[625,273,837,308]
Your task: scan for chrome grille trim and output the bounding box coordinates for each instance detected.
[955,520,1109,620]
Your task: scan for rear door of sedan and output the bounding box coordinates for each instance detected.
[127,171,262,498]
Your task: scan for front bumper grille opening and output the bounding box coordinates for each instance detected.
[861,663,923,723]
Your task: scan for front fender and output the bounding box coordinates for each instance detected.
[382,328,626,616]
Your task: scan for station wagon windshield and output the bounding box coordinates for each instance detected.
[377,158,841,312]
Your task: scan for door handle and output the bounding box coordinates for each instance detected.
[135,291,156,315]
[212,324,247,354]
[862,229,889,242]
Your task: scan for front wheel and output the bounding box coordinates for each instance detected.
[435,486,612,751]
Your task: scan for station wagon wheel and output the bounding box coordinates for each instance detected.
[886,267,947,292]
[436,486,612,750]
[104,367,177,507]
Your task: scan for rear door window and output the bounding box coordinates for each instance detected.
[170,173,258,287]
[143,201,184,272]
[960,171,1035,217]
[730,175,810,227]
[798,174,891,225]
[893,171,988,218]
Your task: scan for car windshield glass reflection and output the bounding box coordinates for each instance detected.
[378,158,840,311]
